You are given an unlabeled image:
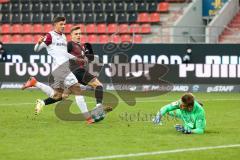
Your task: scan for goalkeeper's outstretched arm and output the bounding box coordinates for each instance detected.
[153,101,180,124]
[160,101,180,116]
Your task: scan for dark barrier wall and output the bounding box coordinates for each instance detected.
[0,44,240,86]
[2,44,240,64]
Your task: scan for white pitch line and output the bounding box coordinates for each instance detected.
[0,102,34,106]
[71,144,240,160]
[0,98,240,106]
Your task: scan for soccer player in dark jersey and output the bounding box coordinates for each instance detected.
[67,26,103,107]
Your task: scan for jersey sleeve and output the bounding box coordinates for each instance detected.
[67,41,73,53]
[43,33,52,46]
[160,100,180,116]
[34,42,47,52]
[191,109,206,134]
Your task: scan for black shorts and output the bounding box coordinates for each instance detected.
[73,68,95,85]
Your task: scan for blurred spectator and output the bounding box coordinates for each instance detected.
[0,41,7,61]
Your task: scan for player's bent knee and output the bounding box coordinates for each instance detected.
[52,89,63,100]
[69,84,83,95]
[89,78,103,88]
[62,93,69,99]
[52,92,63,100]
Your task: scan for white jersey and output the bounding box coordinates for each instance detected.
[44,31,75,70]
[34,31,79,88]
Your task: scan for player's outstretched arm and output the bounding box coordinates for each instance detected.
[34,36,47,52]
[153,101,179,124]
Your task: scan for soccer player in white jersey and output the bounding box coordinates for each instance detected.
[22,17,92,121]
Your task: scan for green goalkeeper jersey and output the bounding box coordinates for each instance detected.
[160,100,206,134]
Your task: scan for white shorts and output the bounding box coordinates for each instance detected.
[51,72,78,89]
[51,62,78,89]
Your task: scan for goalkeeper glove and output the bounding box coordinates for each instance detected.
[175,124,184,132]
[152,112,162,125]
[175,124,191,134]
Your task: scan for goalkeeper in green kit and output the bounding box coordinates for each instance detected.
[152,93,206,134]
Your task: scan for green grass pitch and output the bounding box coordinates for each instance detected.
[0,89,240,160]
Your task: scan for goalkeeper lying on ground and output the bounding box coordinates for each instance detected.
[153,93,206,134]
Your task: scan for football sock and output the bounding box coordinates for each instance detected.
[75,96,91,120]
[75,95,88,113]
[43,97,62,106]
[35,82,54,97]
[95,86,103,104]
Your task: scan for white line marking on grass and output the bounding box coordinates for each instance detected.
[71,144,240,160]
[0,98,240,106]
[0,102,34,106]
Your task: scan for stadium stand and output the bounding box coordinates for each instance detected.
[0,0,190,44]
[219,12,240,43]
[0,0,9,3]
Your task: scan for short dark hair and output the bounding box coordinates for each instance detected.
[52,16,66,24]
[70,26,81,33]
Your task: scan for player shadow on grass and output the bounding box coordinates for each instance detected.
[55,90,118,121]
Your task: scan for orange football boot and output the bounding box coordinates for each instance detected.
[21,77,37,90]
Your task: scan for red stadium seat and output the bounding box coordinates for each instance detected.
[22,24,32,34]
[33,24,43,33]
[80,35,88,43]
[141,24,151,34]
[137,13,150,23]
[33,34,42,43]
[12,34,23,43]
[119,24,129,34]
[0,0,9,3]
[121,34,132,42]
[1,35,11,43]
[133,35,142,43]
[110,34,121,43]
[66,34,71,41]
[88,34,98,43]
[65,24,73,33]
[43,24,52,33]
[99,35,109,43]
[107,24,118,34]
[150,13,160,23]
[158,2,169,13]
[22,34,33,43]
[86,24,96,34]
[130,24,141,34]
[11,24,22,33]
[97,24,107,34]
[1,24,11,33]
